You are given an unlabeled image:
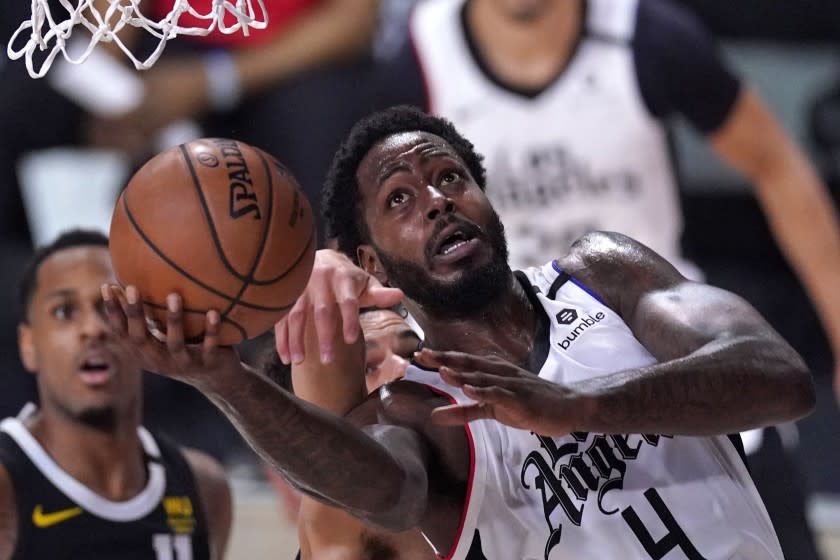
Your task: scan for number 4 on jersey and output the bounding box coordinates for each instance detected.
[622,488,707,559]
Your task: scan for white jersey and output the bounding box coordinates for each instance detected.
[403,261,781,559]
[410,0,696,277]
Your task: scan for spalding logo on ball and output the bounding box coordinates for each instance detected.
[109,138,316,345]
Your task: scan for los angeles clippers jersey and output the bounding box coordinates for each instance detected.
[0,410,211,560]
[403,262,782,559]
[410,0,695,277]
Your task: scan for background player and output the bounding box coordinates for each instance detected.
[261,305,432,558]
[0,230,232,559]
[106,108,814,559]
[286,304,433,559]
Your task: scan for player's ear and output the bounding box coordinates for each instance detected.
[17,323,38,373]
[357,244,389,286]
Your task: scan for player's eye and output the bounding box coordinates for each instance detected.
[440,170,461,185]
[52,304,75,320]
[387,191,409,209]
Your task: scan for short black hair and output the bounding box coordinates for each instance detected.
[322,105,486,260]
[18,229,109,323]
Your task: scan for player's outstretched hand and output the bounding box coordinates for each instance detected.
[101,284,242,387]
[275,249,403,366]
[414,349,589,437]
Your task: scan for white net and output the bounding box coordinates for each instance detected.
[8,0,268,79]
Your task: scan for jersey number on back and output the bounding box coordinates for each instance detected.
[153,534,193,560]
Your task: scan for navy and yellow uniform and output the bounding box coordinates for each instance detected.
[0,414,211,560]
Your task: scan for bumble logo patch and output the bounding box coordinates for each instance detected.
[164,496,195,534]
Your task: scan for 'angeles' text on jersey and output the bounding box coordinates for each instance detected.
[403,261,782,560]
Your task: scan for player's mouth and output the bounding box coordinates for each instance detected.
[78,352,115,387]
[429,222,482,265]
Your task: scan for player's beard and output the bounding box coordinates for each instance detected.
[374,210,511,319]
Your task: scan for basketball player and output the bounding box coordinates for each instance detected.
[105,107,815,559]
[382,4,840,554]
[0,230,231,559]
[379,0,840,404]
[261,306,432,558]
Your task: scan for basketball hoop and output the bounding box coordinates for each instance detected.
[7,0,269,79]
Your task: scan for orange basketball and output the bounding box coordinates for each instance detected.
[109,138,316,345]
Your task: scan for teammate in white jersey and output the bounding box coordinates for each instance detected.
[104,107,815,560]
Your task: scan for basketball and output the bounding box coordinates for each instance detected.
[109,138,316,345]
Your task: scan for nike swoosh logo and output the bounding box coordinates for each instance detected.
[32,505,83,528]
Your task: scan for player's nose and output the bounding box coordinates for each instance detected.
[81,306,109,340]
[425,185,455,220]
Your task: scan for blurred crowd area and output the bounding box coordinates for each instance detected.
[1,0,840,553]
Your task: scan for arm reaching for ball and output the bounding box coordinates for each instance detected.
[419,232,816,437]
[100,283,432,534]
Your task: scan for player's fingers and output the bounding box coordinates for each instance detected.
[311,281,340,364]
[274,320,291,365]
[415,349,515,376]
[102,284,127,335]
[124,286,148,344]
[286,294,309,364]
[439,366,513,390]
[202,310,221,364]
[361,276,403,309]
[165,294,188,359]
[335,275,361,345]
[430,402,493,426]
[461,384,517,404]
[414,349,484,371]
[438,365,469,388]
[146,315,167,343]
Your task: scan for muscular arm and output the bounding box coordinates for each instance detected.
[0,465,16,560]
[195,366,430,533]
[97,0,377,92]
[636,0,840,387]
[559,231,815,435]
[709,88,840,385]
[234,0,378,95]
[183,449,232,560]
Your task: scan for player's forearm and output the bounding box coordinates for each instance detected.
[752,152,840,365]
[576,334,814,435]
[235,0,378,94]
[194,364,427,530]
